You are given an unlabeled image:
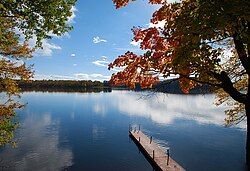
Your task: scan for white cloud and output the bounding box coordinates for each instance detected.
[47,31,70,39]
[110,67,124,72]
[0,56,26,68]
[114,47,143,53]
[67,6,77,23]
[92,56,110,67]
[14,28,62,57]
[74,73,110,81]
[24,35,62,57]
[34,73,110,81]
[130,40,142,47]
[168,0,180,3]
[34,74,75,80]
[93,36,107,44]
[15,16,71,57]
[11,59,25,66]
[70,53,76,57]
[148,20,166,28]
[35,40,62,56]
[92,60,109,67]
[73,64,77,66]
[91,56,122,72]
[101,56,107,61]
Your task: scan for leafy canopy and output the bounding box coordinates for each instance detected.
[0,0,76,146]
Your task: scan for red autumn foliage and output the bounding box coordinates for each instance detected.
[109,0,225,93]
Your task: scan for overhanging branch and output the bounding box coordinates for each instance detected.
[213,71,247,104]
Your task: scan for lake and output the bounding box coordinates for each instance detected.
[0,91,246,170]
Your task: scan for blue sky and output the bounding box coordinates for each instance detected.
[28,0,161,81]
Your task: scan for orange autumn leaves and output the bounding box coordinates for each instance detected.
[108,27,172,89]
[108,51,160,89]
[109,0,197,93]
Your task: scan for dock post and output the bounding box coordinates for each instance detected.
[153,150,155,159]
[150,136,152,144]
[139,137,140,142]
[134,127,136,133]
[167,149,170,165]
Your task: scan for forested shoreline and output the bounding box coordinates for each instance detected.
[17,80,110,93]
[16,79,210,94]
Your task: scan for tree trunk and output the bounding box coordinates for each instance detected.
[246,106,250,169]
[246,75,250,169]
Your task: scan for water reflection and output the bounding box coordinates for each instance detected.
[106,91,246,129]
[93,103,107,116]
[92,124,106,142]
[0,91,246,171]
[0,111,73,170]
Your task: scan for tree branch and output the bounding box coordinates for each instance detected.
[164,72,221,87]
[181,75,221,87]
[213,71,247,104]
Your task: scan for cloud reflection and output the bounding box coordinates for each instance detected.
[109,91,246,129]
[1,112,73,170]
[93,103,107,117]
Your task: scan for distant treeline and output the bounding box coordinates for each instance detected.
[17,80,111,93]
[16,79,211,94]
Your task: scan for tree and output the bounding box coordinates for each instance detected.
[0,0,76,146]
[109,0,250,166]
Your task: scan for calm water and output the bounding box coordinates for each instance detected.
[0,91,246,171]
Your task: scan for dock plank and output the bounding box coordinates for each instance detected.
[129,130,185,171]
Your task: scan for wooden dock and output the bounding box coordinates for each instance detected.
[129,129,185,171]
